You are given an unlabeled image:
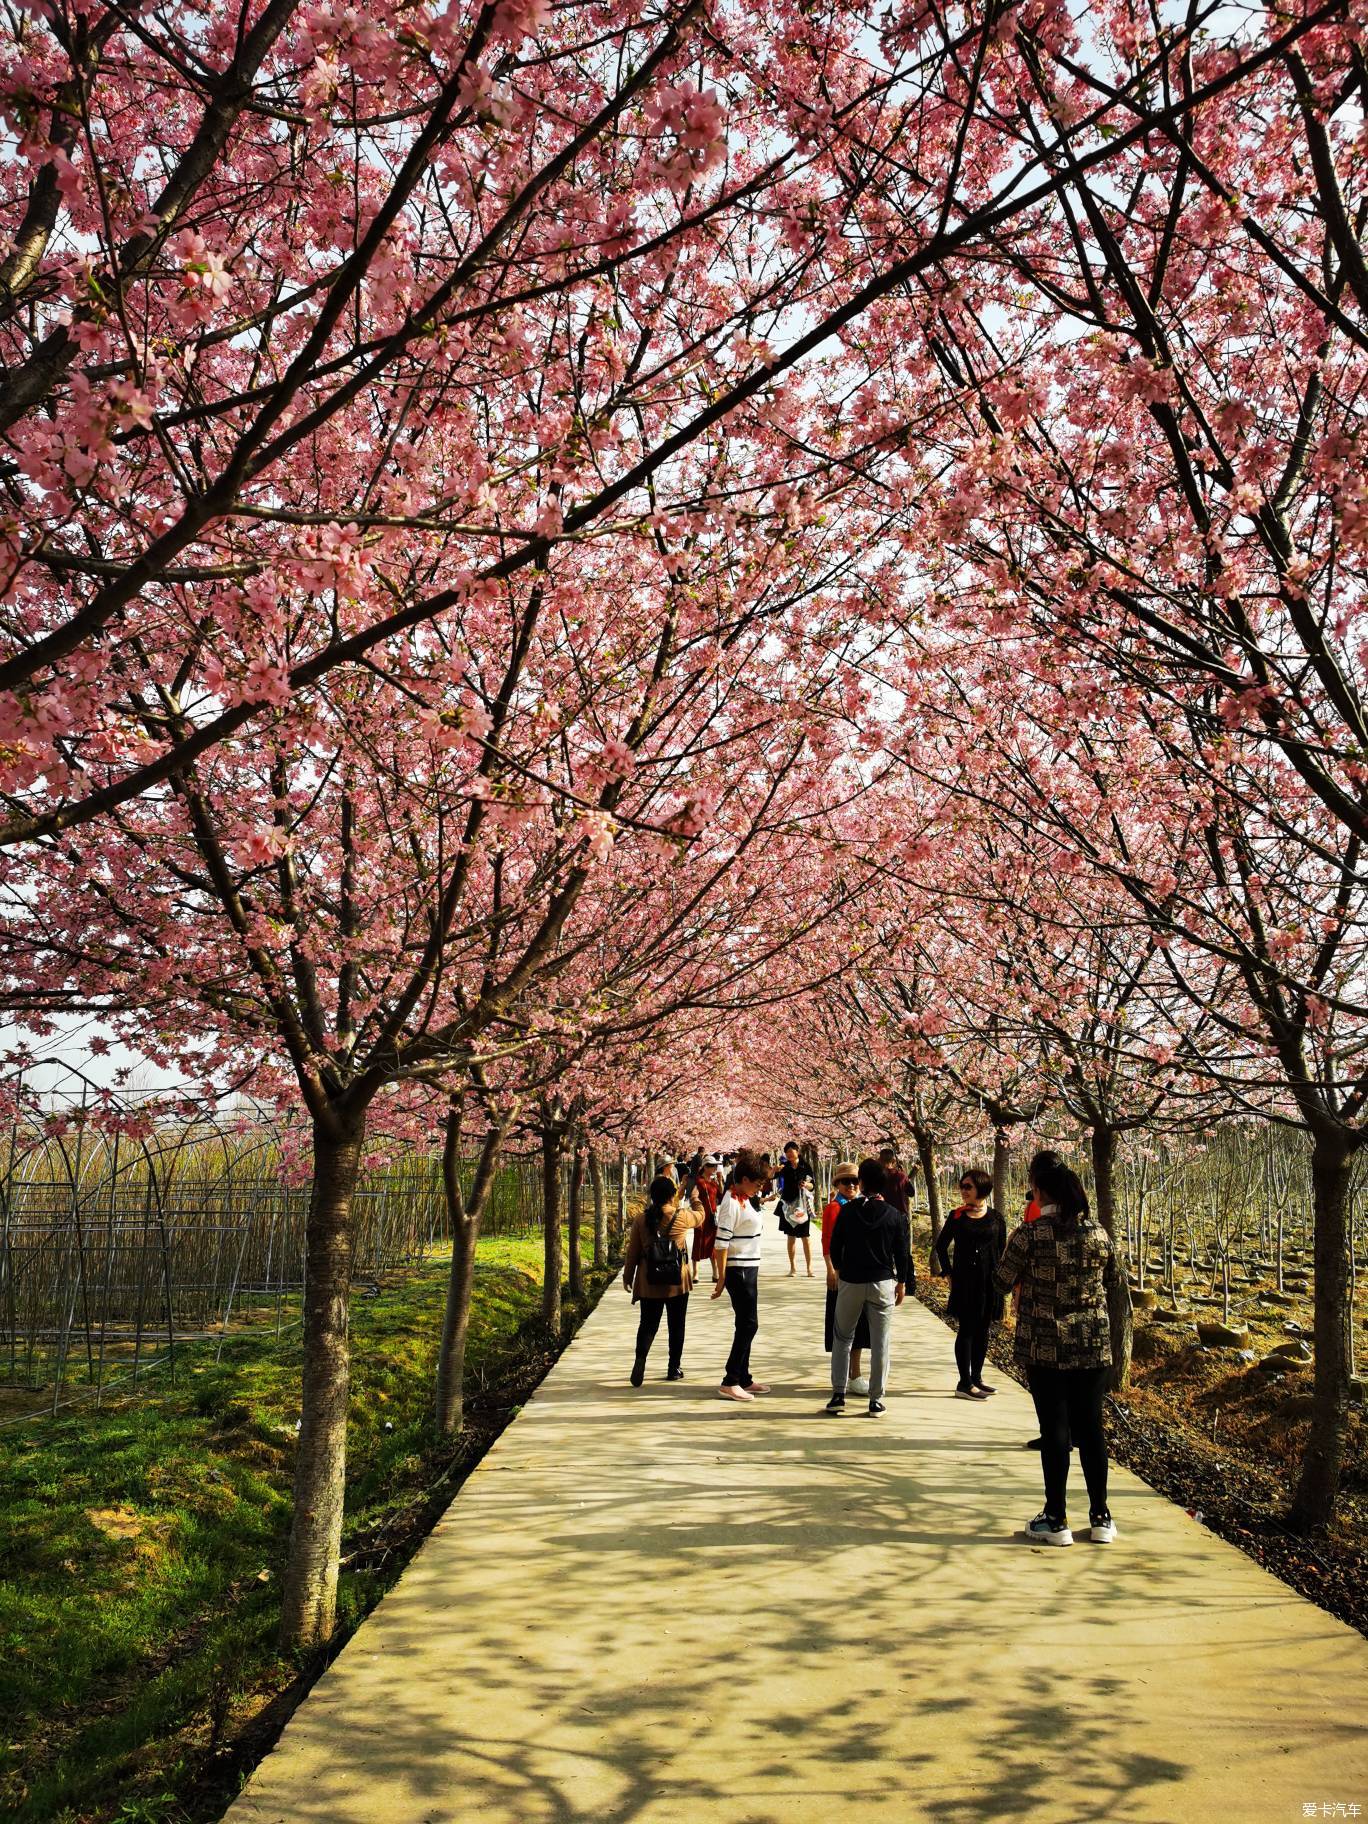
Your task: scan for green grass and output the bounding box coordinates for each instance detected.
[0,1225,610,1824]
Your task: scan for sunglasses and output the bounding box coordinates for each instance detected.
[959,1181,977,1190]
[835,1176,857,1187]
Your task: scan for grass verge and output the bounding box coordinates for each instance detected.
[0,1226,614,1824]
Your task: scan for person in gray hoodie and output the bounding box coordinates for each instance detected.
[823,1158,913,1417]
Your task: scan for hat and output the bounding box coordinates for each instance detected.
[705,1154,721,1165]
[833,1160,859,1181]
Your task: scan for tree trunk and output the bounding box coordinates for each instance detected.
[615,1152,628,1249]
[1091,1124,1133,1393]
[913,1124,942,1253]
[1289,1132,1353,1530]
[435,1113,504,1436]
[590,1149,608,1268]
[280,1110,365,1650]
[541,1124,563,1334]
[991,1129,1010,1217]
[1349,1204,1357,1380]
[567,1143,585,1301]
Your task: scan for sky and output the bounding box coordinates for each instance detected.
[1,1014,183,1104]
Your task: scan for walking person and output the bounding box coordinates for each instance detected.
[995,1151,1121,1546]
[712,1149,770,1403]
[878,1145,913,1219]
[622,1173,696,1384]
[933,1168,1007,1400]
[879,1144,916,1287]
[690,1155,723,1283]
[822,1162,871,1393]
[823,1158,913,1418]
[775,1139,815,1276]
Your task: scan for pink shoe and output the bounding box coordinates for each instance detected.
[717,1384,755,1402]
[745,1382,772,1396]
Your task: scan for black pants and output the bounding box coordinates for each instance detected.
[954,1315,992,1388]
[635,1295,687,1370]
[722,1266,759,1387]
[1027,1364,1109,1518]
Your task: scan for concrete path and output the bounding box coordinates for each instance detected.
[229,1223,1368,1824]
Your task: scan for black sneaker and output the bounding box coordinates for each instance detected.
[973,1381,996,1395]
[822,1394,846,1415]
[630,1358,645,1388]
[865,1400,887,1418]
[954,1383,977,1400]
[666,1366,684,1381]
[1024,1510,1073,1546]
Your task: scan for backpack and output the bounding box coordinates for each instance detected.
[644,1210,685,1287]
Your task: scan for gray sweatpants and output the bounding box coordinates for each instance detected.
[831,1278,895,1402]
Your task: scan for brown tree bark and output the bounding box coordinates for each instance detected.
[991,1129,1011,1216]
[615,1153,628,1249]
[435,1108,506,1436]
[1289,1131,1354,1530]
[912,1123,943,1253]
[541,1122,564,1334]
[567,1141,586,1301]
[279,1108,365,1649]
[589,1148,608,1268]
[1090,1124,1134,1392]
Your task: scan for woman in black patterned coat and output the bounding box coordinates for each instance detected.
[995,1151,1121,1548]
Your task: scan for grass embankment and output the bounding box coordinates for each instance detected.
[0,1227,612,1824]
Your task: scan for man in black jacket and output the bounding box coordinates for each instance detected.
[824,1158,914,1418]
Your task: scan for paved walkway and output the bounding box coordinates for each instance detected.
[230,1223,1368,1824]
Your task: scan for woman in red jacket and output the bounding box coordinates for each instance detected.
[690,1156,722,1283]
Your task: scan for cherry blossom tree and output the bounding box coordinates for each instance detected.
[0,0,1325,854]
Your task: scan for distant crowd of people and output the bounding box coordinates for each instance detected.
[621,1142,1119,1548]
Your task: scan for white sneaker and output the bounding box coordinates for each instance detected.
[1089,1510,1118,1544]
[1024,1511,1073,1547]
[717,1384,755,1403]
[849,1376,870,1396]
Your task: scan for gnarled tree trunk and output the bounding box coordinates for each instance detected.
[1289,1130,1354,1530]
[435,1108,505,1436]
[567,1142,585,1301]
[991,1129,1011,1217]
[912,1124,942,1253]
[615,1153,628,1249]
[280,1107,365,1650]
[541,1123,564,1334]
[1091,1124,1133,1392]
[590,1149,607,1268]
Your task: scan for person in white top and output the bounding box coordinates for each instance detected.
[712,1149,770,1402]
